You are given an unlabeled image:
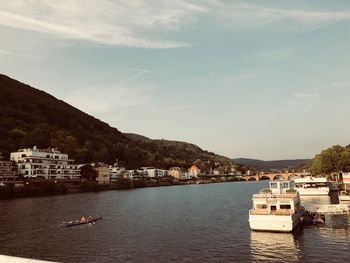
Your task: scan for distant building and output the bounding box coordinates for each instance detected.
[110,166,125,183]
[0,153,19,183]
[139,167,168,178]
[123,170,136,179]
[188,165,200,178]
[213,169,220,175]
[168,167,182,179]
[181,172,192,179]
[10,146,80,180]
[157,169,167,177]
[91,163,110,185]
[140,167,157,178]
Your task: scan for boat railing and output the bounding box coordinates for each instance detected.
[252,193,297,199]
[273,209,294,216]
[249,209,294,216]
[249,209,269,215]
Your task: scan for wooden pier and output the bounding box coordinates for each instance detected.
[313,204,350,215]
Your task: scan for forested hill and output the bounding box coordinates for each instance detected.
[233,158,310,171]
[0,74,233,169]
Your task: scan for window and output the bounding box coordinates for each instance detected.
[256,204,267,209]
[270,205,277,211]
[282,182,289,188]
[270,183,278,189]
[280,204,291,209]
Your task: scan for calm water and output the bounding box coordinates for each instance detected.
[0,181,349,262]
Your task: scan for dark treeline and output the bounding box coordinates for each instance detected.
[0,74,234,169]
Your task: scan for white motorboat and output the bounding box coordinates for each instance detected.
[293,176,330,196]
[249,180,302,232]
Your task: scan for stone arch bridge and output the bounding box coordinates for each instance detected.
[242,172,310,181]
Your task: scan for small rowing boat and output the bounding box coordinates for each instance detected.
[66,217,102,227]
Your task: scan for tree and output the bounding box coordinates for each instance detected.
[311,145,350,174]
[80,164,98,182]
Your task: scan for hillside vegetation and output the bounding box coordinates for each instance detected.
[0,74,233,169]
[233,158,310,171]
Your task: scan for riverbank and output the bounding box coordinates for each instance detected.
[0,176,246,199]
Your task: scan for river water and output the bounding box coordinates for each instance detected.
[0,181,349,262]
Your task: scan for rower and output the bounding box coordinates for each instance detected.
[80,216,86,222]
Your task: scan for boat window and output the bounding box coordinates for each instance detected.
[280,204,291,209]
[256,204,267,209]
[282,182,289,188]
[270,183,278,189]
[270,205,277,211]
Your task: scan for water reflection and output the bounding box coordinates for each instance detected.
[319,215,350,240]
[250,230,301,262]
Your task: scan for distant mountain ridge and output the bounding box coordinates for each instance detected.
[0,73,233,169]
[233,158,310,171]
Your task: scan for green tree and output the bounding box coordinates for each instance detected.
[311,145,350,174]
[80,164,98,182]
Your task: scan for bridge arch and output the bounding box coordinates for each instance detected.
[273,174,284,180]
[248,177,256,181]
[260,175,270,180]
[288,174,298,180]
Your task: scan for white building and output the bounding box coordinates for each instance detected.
[139,167,155,178]
[10,146,80,180]
[110,166,126,182]
[188,165,200,178]
[93,164,110,185]
[0,153,18,183]
[157,169,167,177]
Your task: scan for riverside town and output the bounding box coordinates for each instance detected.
[0,145,255,198]
[1,145,349,200]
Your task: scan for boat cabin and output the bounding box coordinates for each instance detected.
[269,180,295,194]
[251,180,300,216]
[294,176,328,188]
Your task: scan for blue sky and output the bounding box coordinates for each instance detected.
[1,0,350,160]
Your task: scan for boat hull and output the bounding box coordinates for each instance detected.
[249,213,300,232]
[66,217,102,227]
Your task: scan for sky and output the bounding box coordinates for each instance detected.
[0,0,350,160]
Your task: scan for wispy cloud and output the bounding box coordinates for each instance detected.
[284,92,320,111]
[167,105,195,111]
[293,93,320,99]
[216,3,350,31]
[0,0,207,48]
[219,72,266,83]
[1,1,348,50]
[257,48,294,62]
[66,84,152,116]
[114,69,150,87]
[0,49,36,59]
[65,69,153,115]
[330,80,350,88]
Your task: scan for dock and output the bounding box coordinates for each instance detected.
[313,204,350,215]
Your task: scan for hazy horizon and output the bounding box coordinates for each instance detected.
[1,0,350,160]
